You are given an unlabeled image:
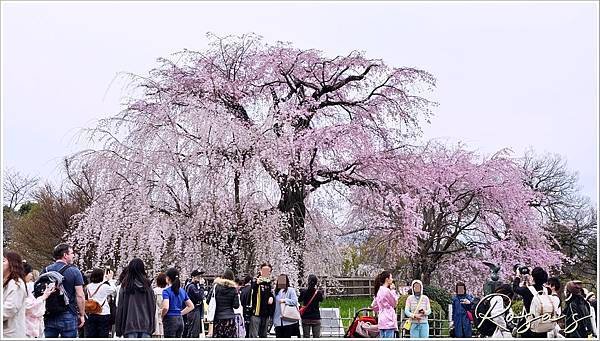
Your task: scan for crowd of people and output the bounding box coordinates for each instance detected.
[2,244,325,338]
[3,244,598,339]
[365,267,598,339]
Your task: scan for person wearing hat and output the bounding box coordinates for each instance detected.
[184,270,206,338]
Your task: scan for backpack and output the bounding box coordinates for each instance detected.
[85,284,105,315]
[34,264,72,316]
[528,286,557,333]
[474,296,498,337]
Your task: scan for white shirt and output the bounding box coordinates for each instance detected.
[3,278,27,338]
[86,282,117,315]
[490,296,513,338]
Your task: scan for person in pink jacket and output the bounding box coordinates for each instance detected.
[371,271,400,338]
[23,262,55,338]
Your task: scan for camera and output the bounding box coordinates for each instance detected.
[513,264,530,275]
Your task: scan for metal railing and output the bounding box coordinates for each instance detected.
[321,307,452,338]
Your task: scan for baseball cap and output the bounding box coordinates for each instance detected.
[191,270,205,277]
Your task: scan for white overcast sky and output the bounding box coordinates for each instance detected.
[2,1,598,203]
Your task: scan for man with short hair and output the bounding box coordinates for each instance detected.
[184,270,206,338]
[42,243,85,338]
[249,262,275,338]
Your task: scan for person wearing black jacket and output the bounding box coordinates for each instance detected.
[184,270,205,338]
[114,258,156,338]
[512,267,549,338]
[207,269,240,338]
[299,274,324,338]
[249,262,275,338]
[239,275,253,337]
[564,281,596,338]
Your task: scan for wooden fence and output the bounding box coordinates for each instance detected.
[321,276,375,297]
[202,275,376,297]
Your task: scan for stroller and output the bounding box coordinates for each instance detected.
[345,308,379,338]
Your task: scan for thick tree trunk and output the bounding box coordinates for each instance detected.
[227,247,239,276]
[411,260,433,286]
[227,171,242,276]
[277,178,307,286]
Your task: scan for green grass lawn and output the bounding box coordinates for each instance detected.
[320,296,374,328]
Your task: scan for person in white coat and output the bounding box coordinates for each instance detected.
[85,268,118,337]
[489,284,514,338]
[3,251,28,338]
[153,272,167,337]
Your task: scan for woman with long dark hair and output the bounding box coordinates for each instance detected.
[207,269,240,338]
[161,268,194,338]
[564,280,596,338]
[3,251,28,338]
[299,274,324,338]
[371,271,399,338]
[114,258,156,338]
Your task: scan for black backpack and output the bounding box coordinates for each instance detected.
[34,264,72,316]
[474,297,498,337]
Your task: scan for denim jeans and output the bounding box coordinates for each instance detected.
[379,328,395,338]
[124,331,151,338]
[44,311,79,338]
[249,316,271,338]
[163,315,184,338]
[410,322,429,338]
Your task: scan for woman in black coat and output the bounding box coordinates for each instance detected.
[208,269,240,338]
[564,280,596,339]
[114,258,156,338]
